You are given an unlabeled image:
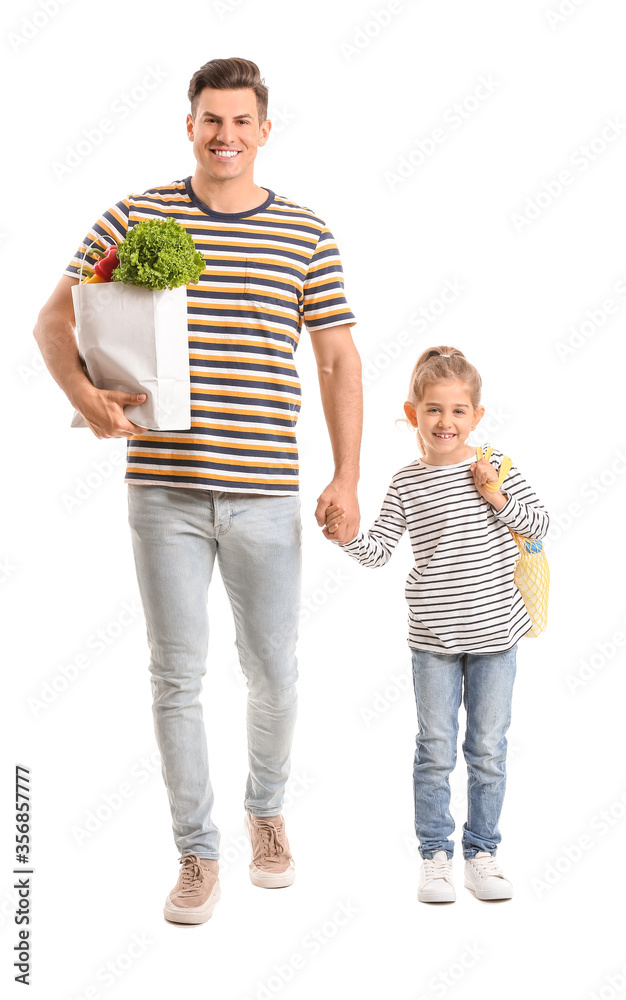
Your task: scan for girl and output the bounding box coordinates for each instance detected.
[324,347,549,903]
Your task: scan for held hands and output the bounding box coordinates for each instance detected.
[323,504,346,543]
[315,479,359,544]
[74,386,149,439]
[469,457,508,509]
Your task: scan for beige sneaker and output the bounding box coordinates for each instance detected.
[163,854,221,924]
[245,813,295,888]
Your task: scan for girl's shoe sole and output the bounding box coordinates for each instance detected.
[464,879,512,900]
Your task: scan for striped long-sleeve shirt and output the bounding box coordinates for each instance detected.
[341,444,550,653]
[64,178,356,494]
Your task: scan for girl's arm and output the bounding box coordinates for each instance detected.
[493,463,550,539]
[332,480,407,567]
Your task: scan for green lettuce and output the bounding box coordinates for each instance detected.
[113,217,205,290]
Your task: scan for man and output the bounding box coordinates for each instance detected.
[33,57,362,924]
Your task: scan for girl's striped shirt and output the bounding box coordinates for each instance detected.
[340,444,550,653]
[64,178,356,494]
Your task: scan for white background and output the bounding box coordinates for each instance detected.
[3,0,626,997]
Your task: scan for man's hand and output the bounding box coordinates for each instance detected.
[315,479,359,543]
[75,386,149,439]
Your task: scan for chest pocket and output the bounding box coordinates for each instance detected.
[243,257,298,309]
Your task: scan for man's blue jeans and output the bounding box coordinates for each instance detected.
[410,644,517,860]
[127,485,301,860]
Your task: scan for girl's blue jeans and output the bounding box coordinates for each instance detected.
[127,484,301,860]
[410,643,518,860]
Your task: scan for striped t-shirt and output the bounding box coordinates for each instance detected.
[340,444,550,653]
[64,177,356,494]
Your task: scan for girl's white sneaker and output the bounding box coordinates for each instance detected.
[464,851,513,899]
[418,850,456,902]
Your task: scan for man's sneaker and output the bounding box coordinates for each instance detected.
[418,850,456,902]
[163,854,221,924]
[245,813,295,888]
[464,851,513,900]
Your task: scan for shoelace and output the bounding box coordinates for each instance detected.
[470,854,505,879]
[178,854,209,895]
[253,820,286,867]
[423,855,453,880]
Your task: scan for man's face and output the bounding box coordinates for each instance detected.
[186,87,271,182]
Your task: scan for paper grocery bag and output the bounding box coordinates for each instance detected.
[70,282,191,430]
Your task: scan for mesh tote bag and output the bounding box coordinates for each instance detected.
[476,446,549,637]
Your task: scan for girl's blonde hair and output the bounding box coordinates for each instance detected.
[405,346,482,455]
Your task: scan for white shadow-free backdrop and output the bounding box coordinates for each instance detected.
[3,0,626,997]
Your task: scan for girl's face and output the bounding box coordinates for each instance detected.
[404,379,485,465]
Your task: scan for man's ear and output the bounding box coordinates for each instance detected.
[404,401,418,427]
[258,119,272,147]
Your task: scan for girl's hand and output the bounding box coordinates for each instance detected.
[470,458,504,506]
[322,504,346,543]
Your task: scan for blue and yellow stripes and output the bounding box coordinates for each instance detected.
[64,178,356,494]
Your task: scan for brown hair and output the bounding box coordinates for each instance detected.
[405,346,482,455]
[188,57,269,123]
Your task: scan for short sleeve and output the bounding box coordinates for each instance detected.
[63,198,131,280]
[302,226,356,332]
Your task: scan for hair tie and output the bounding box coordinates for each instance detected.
[439,353,450,358]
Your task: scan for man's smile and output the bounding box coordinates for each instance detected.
[210,148,241,159]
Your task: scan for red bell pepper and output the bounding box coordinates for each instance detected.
[93,245,119,280]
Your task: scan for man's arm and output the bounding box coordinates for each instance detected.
[309,323,362,542]
[33,275,147,439]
